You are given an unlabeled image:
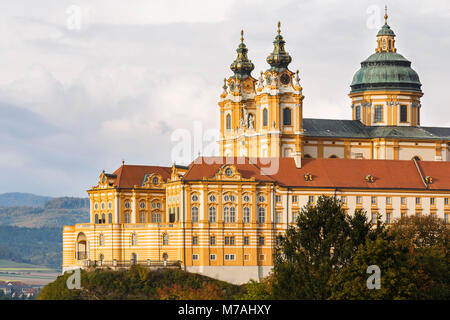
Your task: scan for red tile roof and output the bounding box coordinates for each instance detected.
[183,157,450,191]
[112,165,172,188]
[106,158,450,191]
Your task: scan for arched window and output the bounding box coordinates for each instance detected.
[101,213,106,224]
[139,201,146,209]
[412,156,421,161]
[131,233,137,246]
[226,114,231,130]
[283,108,291,126]
[191,207,199,223]
[209,206,216,223]
[258,206,265,223]
[99,254,104,261]
[230,207,236,223]
[243,207,250,223]
[139,212,146,223]
[304,154,312,158]
[108,213,112,224]
[329,155,338,158]
[223,207,230,223]
[99,234,104,246]
[263,108,268,127]
[162,233,168,246]
[151,213,161,223]
[94,214,99,224]
[124,212,131,223]
[131,253,137,264]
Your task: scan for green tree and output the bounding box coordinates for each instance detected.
[329,215,449,300]
[272,195,382,299]
[240,274,274,300]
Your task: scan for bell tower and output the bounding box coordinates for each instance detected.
[219,23,304,158]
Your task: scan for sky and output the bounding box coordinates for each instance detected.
[0,0,449,197]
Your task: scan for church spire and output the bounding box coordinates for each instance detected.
[266,21,292,72]
[230,30,255,79]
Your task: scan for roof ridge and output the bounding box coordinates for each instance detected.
[412,158,428,189]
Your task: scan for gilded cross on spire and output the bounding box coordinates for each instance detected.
[240,29,244,43]
[277,21,281,35]
[384,5,388,24]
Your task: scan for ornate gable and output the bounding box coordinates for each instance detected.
[142,173,164,188]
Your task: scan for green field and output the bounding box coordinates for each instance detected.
[0,259,60,285]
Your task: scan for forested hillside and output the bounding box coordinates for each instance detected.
[0,194,90,268]
[0,226,62,267]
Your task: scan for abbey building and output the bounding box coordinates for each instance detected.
[63,13,450,284]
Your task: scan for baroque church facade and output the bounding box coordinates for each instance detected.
[63,13,450,284]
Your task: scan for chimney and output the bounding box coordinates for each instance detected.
[293,151,302,168]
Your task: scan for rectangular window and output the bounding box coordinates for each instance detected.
[210,236,215,245]
[355,106,361,120]
[244,236,249,245]
[192,236,198,245]
[386,212,391,224]
[259,254,265,261]
[292,211,298,223]
[445,214,449,224]
[259,236,264,246]
[275,212,281,223]
[210,254,216,261]
[308,196,314,204]
[430,197,435,205]
[371,212,377,224]
[225,236,234,245]
[371,196,377,205]
[401,212,407,219]
[400,105,408,122]
[192,254,199,261]
[340,196,346,204]
[374,105,383,122]
[276,195,281,203]
[445,198,449,205]
[292,195,298,203]
[244,254,250,261]
[356,196,362,204]
[401,197,406,205]
[416,197,421,205]
[224,254,235,261]
[386,197,391,205]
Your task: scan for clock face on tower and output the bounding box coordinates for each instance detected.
[280,73,291,85]
[243,80,253,93]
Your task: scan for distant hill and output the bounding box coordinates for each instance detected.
[0,192,53,207]
[0,195,89,228]
[44,197,89,209]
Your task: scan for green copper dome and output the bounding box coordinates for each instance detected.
[350,52,422,93]
[377,24,395,36]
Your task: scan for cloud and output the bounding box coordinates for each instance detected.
[0,0,449,196]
